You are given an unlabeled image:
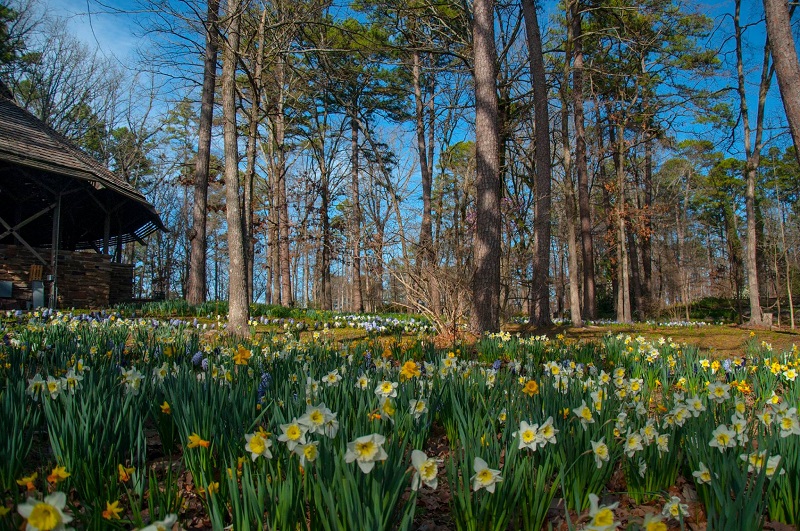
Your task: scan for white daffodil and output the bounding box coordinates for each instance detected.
[707,382,730,403]
[17,491,73,531]
[277,419,307,451]
[298,403,334,435]
[137,514,178,531]
[585,493,619,530]
[471,456,502,493]
[591,438,610,469]
[692,462,713,484]
[345,433,388,473]
[408,399,428,420]
[573,401,595,429]
[537,416,558,445]
[374,380,398,398]
[514,420,540,451]
[244,430,272,461]
[709,424,737,452]
[294,441,319,466]
[355,373,370,390]
[623,431,644,458]
[661,496,689,519]
[410,450,438,491]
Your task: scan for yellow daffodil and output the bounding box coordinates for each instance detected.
[187,433,211,449]
[16,472,38,491]
[102,500,123,520]
[46,466,70,485]
[118,464,135,482]
[160,401,171,415]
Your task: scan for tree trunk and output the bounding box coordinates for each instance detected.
[735,0,772,325]
[571,0,596,320]
[560,5,582,327]
[222,0,248,336]
[522,0,552,327]
[471,0,501,334]
[187,0,219,306]
[275,57,293,307]
[350,115,364,313]
[243,7,266,304]
[642,141,653,308]
[612,122,631,323]
[764,0,800,167]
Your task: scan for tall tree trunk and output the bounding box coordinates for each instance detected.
[412,49,440,316]
[522,0,552,326]
[612,122,631,323]
[735,0,772,325]
[187,0,219,306]
[764,0,800,166]
[471,0,501,334]
[243,7,266,304]
[350,115,364,312]
[275,57,293,307]
[560,4,582,327]
[571,0,596,320]
[642,141,653,308]
[222,0,248,336]
[320,150,333,310]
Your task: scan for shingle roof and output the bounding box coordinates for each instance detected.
[0,95,164,248]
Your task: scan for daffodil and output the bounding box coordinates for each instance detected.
[278,419,307,451]
[586,493,618,530]
[591,438,610,469]
[294,441,319,466]
[623,431,643,458]
[118,464,135,482]
[160,401,171,415]
[138,513,178,531]
[411,450,438,491]
[298,403,334,435]
[232,345,252,365]
[187,433,211,449]
[641,513,667,531]
[245,429,273,461]
[692,462,713,484]
[355,373,370,390]
[574,401,594,429]
[514,420,540,451]
[345,433,388,473]
[661,496,689,519]
[102,500,123,520]
[709,424,737,451]
[16,472,38,491]
[17,492,73,531]
[46,466,70,485]
[471,456,502,493]
[400,360,421,380]
[374,380,398,398]
[409,399,428,420]
[537,416,558,445]
[521,380,539,396]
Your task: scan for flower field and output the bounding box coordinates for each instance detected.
[1,310,799,530]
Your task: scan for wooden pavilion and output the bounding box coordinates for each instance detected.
[0,90,164,309]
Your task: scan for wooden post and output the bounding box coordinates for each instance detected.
[50,192,61,308]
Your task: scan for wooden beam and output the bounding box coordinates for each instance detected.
[0,202,56,240]
[0,214,48,265]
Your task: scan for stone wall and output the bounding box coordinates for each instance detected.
[0,244,133,309]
